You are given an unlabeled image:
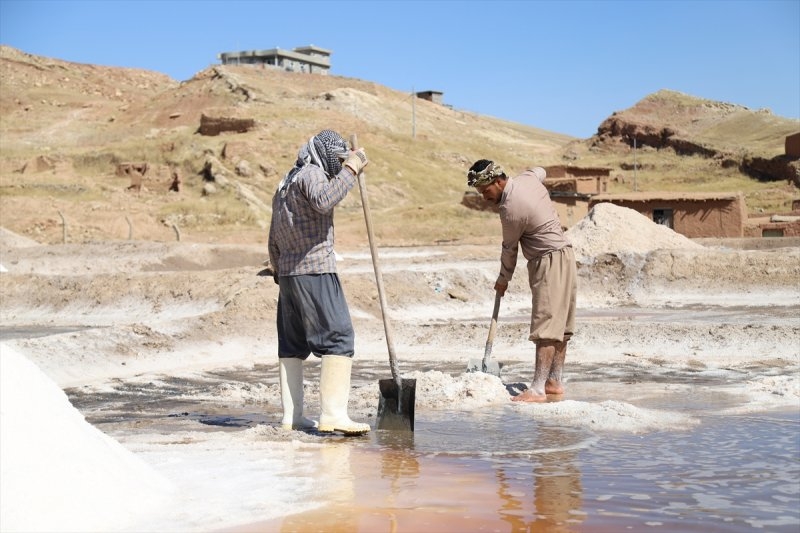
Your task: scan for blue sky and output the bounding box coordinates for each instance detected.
[1,0,797,138]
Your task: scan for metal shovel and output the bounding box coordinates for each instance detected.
[351,134,415,432]
[467,290,503,377]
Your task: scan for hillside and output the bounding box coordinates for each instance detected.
[0,45,797,246]
[591,89,798,183]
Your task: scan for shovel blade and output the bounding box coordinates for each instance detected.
[467,359,502,377]
[377,378,416,432]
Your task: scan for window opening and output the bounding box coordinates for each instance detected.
[653,209,674,229]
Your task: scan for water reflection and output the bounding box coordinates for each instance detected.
[264,412,798,531]
[258,416,594,532]
[383,408,597,457]
[376,431,420,533]
[277,443,360,533]
[494,426,584,532]
[63,365,799,532]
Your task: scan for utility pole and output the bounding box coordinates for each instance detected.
[633,137,638,192]
[411,87,416,140]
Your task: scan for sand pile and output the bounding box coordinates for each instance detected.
[565,203,704,261]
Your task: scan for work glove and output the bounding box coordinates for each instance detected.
[342,148,368,176]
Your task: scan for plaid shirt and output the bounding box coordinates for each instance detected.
[268,163,356,276]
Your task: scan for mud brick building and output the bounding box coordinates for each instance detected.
[543,166,610,228]
[589,192,748,238]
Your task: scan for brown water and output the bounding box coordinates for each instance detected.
[66,364,800,533]
[216,409,799,533]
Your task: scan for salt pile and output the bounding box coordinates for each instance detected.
[0,344,174,532]
[565,203,703,261]
[408,369,510,409]
[511,399,698,433]
[0,227,41,248]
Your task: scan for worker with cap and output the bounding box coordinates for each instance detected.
[268,129,370,434]
[467,160,577,402]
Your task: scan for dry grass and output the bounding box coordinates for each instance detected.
[0,46,797,245]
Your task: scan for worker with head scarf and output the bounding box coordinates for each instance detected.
[467,160,577,402]
[268,129,370,434]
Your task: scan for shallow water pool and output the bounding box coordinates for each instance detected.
[66,363,799,532]
[200,407,799,533]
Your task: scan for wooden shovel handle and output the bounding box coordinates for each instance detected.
[482,290,501,368]
[350,134,402,387]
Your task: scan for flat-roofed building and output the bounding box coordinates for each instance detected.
[589,191,747,238]
[218,45,331,74]
[543,165,611,227]
[416,90,444,105]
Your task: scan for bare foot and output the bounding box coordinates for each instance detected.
[545,379,564,395]
[511,389,547,403]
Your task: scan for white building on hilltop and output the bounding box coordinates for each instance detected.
[218,45,331,74]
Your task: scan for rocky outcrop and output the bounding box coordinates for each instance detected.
[742,155,800,186]
[593,90,800,184]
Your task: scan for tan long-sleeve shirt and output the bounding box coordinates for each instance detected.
[497,168,571,285]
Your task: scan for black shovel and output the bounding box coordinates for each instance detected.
[351,135,415,432]
[467,290,503,377]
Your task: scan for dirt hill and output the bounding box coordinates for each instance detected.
[592,89,799,183]
[1,45,797,246]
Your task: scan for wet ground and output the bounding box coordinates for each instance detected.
[229,410,799,533]
[7,292,798,532]
[64,360,800,532]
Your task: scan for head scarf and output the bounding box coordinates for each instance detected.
[277,129,349,196]
[467,161,506,188]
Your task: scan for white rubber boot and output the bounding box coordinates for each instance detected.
[279,358,317,430]
[318,355,370,435]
